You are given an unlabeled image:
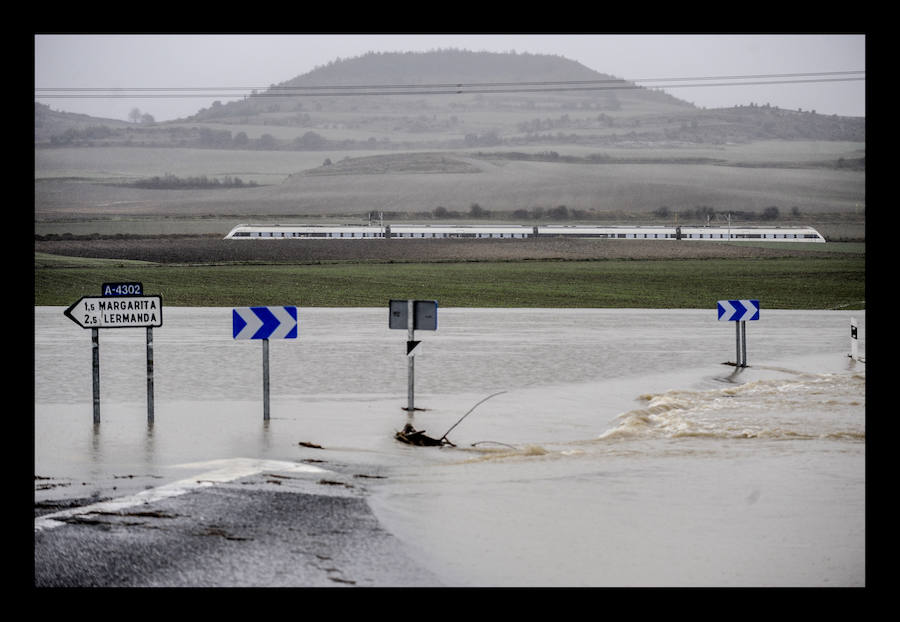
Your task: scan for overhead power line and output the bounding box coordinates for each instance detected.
[35,71,864,99]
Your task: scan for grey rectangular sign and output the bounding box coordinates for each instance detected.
[389,299,438,330]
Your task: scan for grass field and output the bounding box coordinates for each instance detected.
[35,252,865,310]
[34,143,866,230]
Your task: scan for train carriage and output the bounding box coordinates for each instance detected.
[537,225,676,239]
[387,224,534,239]
[224,224,385,239]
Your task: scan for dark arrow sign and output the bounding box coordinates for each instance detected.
[407,340,421,357]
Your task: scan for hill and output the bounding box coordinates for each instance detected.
[35,50,864,149]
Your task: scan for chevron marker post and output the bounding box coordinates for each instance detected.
[232,306,298,420]
[717,300,759,368]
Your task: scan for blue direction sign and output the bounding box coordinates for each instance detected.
[717,299,760,322]
[233,306,298,339]
[102,282,143,296]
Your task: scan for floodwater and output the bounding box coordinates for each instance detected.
[34,306,866,587]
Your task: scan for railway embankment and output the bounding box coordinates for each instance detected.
[33,236,853,266]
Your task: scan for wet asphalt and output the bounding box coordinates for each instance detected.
[33,469,443,588]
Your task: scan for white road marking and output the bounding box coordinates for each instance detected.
[34,458,328,532]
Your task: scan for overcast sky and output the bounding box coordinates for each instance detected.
[34,34,866,122]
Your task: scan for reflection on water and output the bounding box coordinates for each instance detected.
[35,307,865,586]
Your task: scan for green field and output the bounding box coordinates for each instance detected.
[35,254,865,310]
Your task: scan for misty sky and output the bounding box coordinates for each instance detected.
[34,34,865,122]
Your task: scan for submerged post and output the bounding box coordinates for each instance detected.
[741,320,748,367]
[91,328,100,424]
[146,327,154,425]
[850,317,858,360]
[262,338,270,421]
[407,299,415,412]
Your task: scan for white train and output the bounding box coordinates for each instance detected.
[224,223,826,242]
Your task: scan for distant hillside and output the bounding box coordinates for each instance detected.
[185,49,691,121]
[35,50,865,149]
[281,49,610,85]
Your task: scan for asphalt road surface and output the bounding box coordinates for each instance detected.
[34,461,442,587]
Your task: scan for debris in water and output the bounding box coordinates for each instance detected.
[318,479,354,489]
[298,441,323,449]
[395,392,507,447]
[395,423,454,447]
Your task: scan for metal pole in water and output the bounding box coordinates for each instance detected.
[850,317,858,360]
[146,327,154,425]
[407,299,415,412]
[92,328,100,424]
[741,320,748,367]
[262,338,270,421]
[735,321,742,367]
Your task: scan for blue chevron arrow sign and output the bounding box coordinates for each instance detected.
[233,306,298,339]
[717,299,760,322]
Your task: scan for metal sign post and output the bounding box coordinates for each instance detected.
[717,299,759,368]
[850,317,858,361]
[407,300,415,412]
[389,300,437,412]
[232,306,298,421]
[146,327,154,424]
[64,285,162,424]
[91,328,100,424]
[263,339,270,421]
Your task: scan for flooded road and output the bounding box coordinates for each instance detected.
[34,307,865,586]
